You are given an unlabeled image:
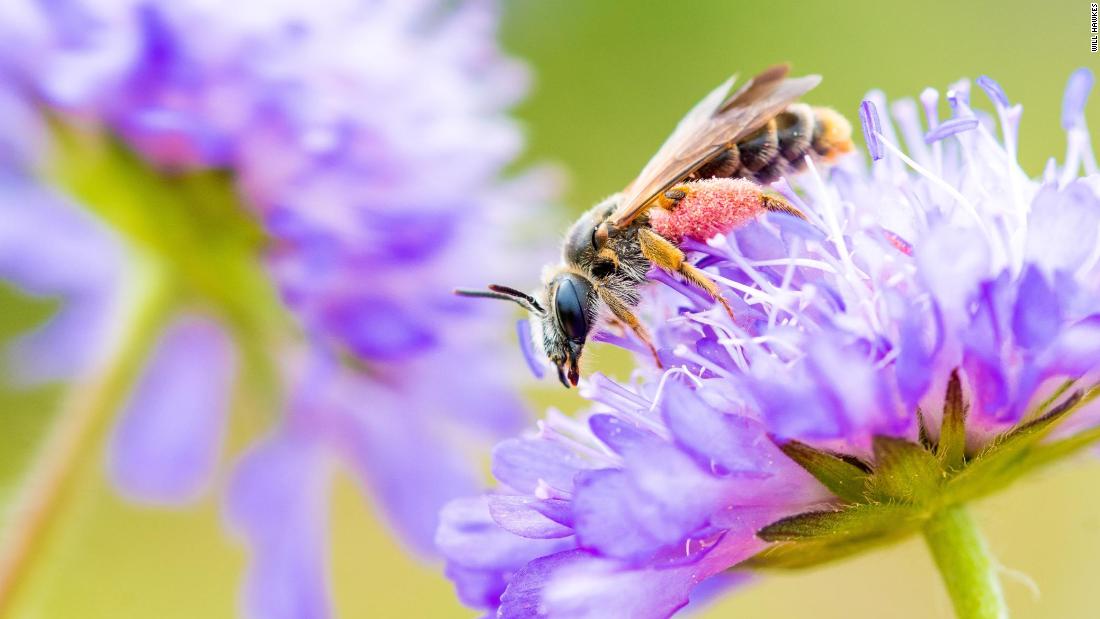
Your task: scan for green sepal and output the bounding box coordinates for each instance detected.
[944,387,1092,504]
[916,408,933,451]
[745,503,922,570]
[866,436,943,504]
[741,526,914,570]
[778,440,870,503]
[758,503,919,542]
[1021,420,1100,471]
[936,370,967,470]
[746,376,1100,576]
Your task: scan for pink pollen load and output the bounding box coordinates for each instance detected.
[648,177,768,243]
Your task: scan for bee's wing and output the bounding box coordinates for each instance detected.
[610,65,821,229]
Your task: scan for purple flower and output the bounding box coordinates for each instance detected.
[440,70,1100,617]
[109,314,236,504]
[0,0,548,616]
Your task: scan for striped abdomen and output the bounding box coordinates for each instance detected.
[692,105,854,184]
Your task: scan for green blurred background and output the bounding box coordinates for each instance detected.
[2,0,1098,617]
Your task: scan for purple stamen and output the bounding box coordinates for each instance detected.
[859,99,884,161]
[1062,68,1095,130]
[516,319,545,379]
[976,75,1009,108]
[924,117,980,144]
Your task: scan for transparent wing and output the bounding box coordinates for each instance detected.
[610,65,821,228]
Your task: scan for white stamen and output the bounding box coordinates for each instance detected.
[648,367,704,413]
[874,130,990,240]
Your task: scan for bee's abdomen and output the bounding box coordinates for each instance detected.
[694,105,853,185]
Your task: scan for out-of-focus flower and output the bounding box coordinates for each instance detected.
[439,70,1100,618]
[0,0,548,616]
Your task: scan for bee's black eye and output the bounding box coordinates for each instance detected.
[554,274,592,343]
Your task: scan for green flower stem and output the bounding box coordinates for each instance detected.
[923,504,1008,619]
[0,261,172,614]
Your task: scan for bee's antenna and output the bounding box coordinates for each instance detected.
[454,285,544,314]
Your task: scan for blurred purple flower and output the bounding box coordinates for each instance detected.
[109,313,236,504]
[0,178,124,383]
[439,71,1100,617]
[0,0,548,616]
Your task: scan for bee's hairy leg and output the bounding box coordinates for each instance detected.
[637,227,735,320]
[595,286,662,368]
[760,192,806,219]
[602,316,628,335]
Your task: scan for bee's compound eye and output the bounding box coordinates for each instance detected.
[554,275,592,343]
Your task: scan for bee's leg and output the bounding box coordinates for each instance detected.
[637,227,735,320]
[653,185,694,211]
[659,182,806,221]
[761,192,806,219]
[595,286,662,368]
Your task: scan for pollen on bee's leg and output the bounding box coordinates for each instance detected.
[648,178,771,243]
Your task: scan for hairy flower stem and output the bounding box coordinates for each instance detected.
[923,505,1007,619]
[0,262,171,614]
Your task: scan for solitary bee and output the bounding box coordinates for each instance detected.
[457,65,853,387]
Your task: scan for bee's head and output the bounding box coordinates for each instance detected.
[455,271,596,388]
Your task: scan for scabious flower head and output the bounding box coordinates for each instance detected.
[438,70,1100,618]
[0,0,548,616]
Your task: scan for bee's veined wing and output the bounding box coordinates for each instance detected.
[610,65,821,229]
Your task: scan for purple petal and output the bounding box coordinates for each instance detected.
[962,345,1010,422]
[1062,68,1094,130]
[0,181,121,381]
[516,319,545,379]
[7,295,114,384]
[859,99,884,161]
[499,549,591,619]
[588,414,661,456]
[401,343,529,435]
[541,534,763,619]
[1012,265,1061,349]
[437,497,572,571]
[571,469,666,558]
[488,495,574,539]
[917,223,991,314]
[109,314,235,504]
[492,437,596,494]
[924,117,979,144]
[659,380,767,475]
[341,384,482,557]
[1042,316,1100,377]
[437,497,573,610]
[443,563,507,612]
[571,443,734,560]
[227,434,330,619]
[890,292,941,411]
[324,296,436,361]
[1026,182,1100,274]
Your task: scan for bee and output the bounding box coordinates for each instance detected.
[457,65,853,387]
